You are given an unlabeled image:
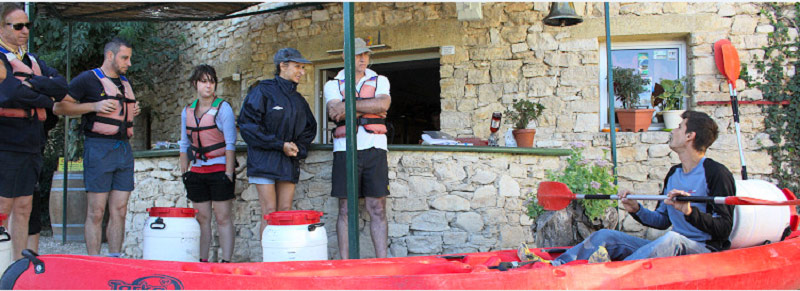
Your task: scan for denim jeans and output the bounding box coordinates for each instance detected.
[551,229,710,266]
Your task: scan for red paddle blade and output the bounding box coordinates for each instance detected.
[725,196,800,206]
[536,181,576,211]
[713,39,731,78]
[722,43,741,88]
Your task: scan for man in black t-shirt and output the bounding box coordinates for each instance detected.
[54,37,140,257]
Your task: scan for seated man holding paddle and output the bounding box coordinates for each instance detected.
[523,110,735,265]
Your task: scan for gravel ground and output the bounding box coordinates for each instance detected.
[37,234,109,256]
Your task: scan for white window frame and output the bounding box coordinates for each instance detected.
[598,40,687,130]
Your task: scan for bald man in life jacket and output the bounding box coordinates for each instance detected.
[0,3,68,260]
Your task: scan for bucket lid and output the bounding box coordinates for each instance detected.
[147,207,197,217]
[265,210,323,225]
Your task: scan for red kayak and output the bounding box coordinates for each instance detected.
[3,231,800,290]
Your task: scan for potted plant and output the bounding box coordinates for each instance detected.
[526,142,618,222]
[612,67,653,132]
[652,77,687,130]
[505,98,545,147]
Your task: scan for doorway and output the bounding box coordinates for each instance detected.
[318,58,441,145]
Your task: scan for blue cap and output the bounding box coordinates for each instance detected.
[273,47,312,64]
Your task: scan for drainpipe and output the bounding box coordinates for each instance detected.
[343,2,360,259]
[604,2,617,182]
[604,2,620,230]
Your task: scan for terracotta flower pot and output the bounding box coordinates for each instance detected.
[615,108,655,132]
[512,128,536,147]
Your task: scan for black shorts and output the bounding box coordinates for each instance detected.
[331,148,389,198]
[0,151,41,198]
[182,171,235,203]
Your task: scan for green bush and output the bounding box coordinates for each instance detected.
[530,142,618,221]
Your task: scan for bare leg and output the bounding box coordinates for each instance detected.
[106,190,130,254]
[336,198,349,259]
[193,201,212,261]
[212,199,234,261]
[256,184,277,237]
[26,233,39,253]
[366,197,388,258]
[0,196,32,260]
[275,181,296,211]
[85,192,109,255]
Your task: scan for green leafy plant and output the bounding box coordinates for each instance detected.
[31,5,185,91]
[505,98,546,129]
[612,67,650,109]
[740,3,800,195]
[652,78,687,111]
[532,142,618,221]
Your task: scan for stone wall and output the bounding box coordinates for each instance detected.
[126,150,559,261]
[135,2,779,179]
[123,2,788,260]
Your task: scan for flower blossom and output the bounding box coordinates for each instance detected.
[595,159,610,167]
[569,141,586,149]
[578,159,591,165]
[590,181,601,189]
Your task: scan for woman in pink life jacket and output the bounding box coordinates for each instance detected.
[178,65,237,263]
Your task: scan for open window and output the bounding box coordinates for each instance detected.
[599,40,687,130]
[316,56,441,144]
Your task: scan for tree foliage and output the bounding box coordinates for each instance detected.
[741,3,800,194]
[30,4,184,91]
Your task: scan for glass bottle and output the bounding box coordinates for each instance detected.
[488,112,501,146]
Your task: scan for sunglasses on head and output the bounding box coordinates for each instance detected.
[6,22,31,31]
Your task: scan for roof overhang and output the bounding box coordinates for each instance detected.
[36,2,323,22]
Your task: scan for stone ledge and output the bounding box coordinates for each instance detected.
[133,144,571,159]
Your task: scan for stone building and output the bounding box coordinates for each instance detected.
[126,2,781,261]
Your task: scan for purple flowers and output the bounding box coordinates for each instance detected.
[590,181,601,189]
[569,141,586,149]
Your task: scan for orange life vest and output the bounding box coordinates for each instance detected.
[0,47,46,121]
[185,98,227,162]
[90,68,135,138]
[333,75,387,138]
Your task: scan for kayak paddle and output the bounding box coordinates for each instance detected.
[713,39,730,79]
[536,181,800,211]
[714,39,748,180]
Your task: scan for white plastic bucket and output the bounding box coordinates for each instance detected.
[143,207,200,262]
[262,210,327,262]
[0,214,12,273]
[729,179,791,249]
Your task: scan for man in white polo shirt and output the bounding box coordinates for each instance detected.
[324,38,391,259]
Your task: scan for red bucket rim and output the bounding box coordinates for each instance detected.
[147,207,197,217]
[264,210,323,225]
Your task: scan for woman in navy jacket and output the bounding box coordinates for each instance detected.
[238,48,316,235]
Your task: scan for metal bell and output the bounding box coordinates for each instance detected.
[543,2,584,27]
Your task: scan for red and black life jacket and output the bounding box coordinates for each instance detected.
[333,75,387,138]
[185,98,227,162]
[89,68,136,139]
[0,47,46,121]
